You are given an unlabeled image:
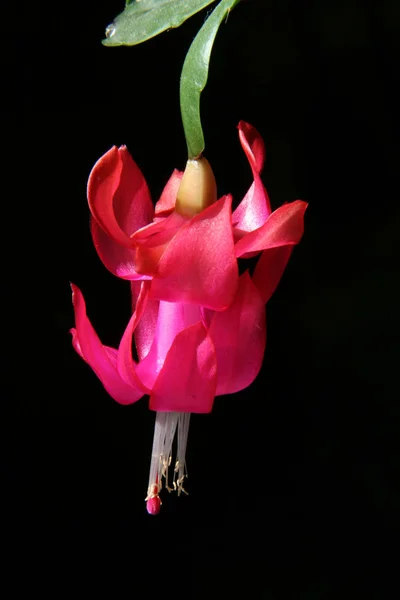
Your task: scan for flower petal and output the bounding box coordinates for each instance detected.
[154,169,183,219]
[91,217,151,280]
[70,284,146,405]
[238,120,266,173]
[150,196,239,310]
[88,146,153,248]
[117,281,151,391]
[150,322,217,413]
[252,246,294,303]
[132,212,186,275]
[209,271,266,396]
[131,282,159,361]
[232,121,271,232]
[235,200,308,257]
[136,301,202,389]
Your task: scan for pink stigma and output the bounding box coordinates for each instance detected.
[146,496,161,515]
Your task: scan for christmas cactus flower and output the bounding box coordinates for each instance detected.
[88,121,306,305]
[71,121,307,514]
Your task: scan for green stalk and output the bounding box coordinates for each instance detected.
[180,0,241,159]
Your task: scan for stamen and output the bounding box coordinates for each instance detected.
[174,413,191,496]
[145,411,191,513]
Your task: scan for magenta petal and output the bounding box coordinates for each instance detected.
[235,200,308,257]
[209,271,266,396]
[150,322,217,413]
[70,284,146,405]
[132,211,186,243]
[252,246,294,303]
[150,196,239,310]
[88,146,153,248]
[154,169,183,218]
[232,121,271,232]
[238,121,266,173]
[117,281,151,391]
[131,281,159,360]
[113,146,154,234]
[71,328,85,360]
[91,217,150,280]
[232,180,271,233]
[71,329,119,365]
[132,211,186,276]
[136,301,202,389]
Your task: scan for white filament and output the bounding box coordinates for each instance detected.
[174,412,190,496]
[146,411,191,502]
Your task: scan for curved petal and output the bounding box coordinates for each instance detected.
[238,121,266,173]
[131,282,159,361]
[70,284,146,405]
[132,212,186,276]
[154,169,183,219]
[91,218,151,280]
[209,271,266,396]
[113,146,154,234]
[232,180,271,234]
[232,121,271,232]
[235,200,308,257]
[88,145,153,248]
[149,322,217,413]
[136,301,202,389]
[71,330,121,372]
[150,196,239,311]
[117,281,151,391]
[252,246,294,303]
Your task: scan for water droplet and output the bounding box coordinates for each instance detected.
[105,23,116,39]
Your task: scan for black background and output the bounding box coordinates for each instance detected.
[3,0,399,595]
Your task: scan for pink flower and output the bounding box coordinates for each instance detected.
[87,121,307,309]
[71,122,307,513]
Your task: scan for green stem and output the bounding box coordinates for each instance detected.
[180,0,241,159]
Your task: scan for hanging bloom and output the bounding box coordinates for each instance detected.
[71,122,307,514]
